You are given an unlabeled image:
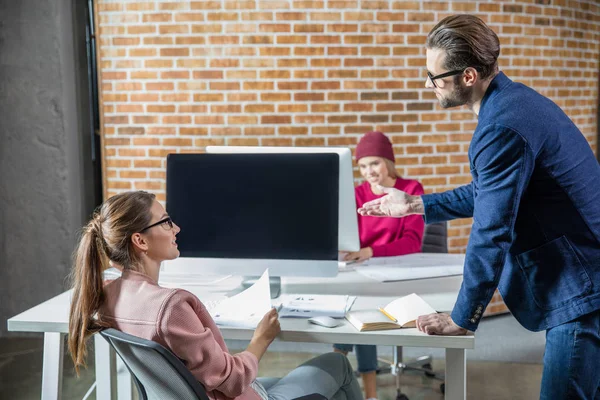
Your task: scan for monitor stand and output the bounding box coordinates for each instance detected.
[241,276,281,299]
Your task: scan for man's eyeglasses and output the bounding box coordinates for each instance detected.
[427,69,464,88]
[140,217,174,232]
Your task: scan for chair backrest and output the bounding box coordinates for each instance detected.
[422,221,448,254]
[100,328,210,400]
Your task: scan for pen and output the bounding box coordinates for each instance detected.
[378,307,397,322]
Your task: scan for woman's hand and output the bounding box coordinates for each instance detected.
[344,247,373,263]
[254,308,281,344]
[247,308,281,362]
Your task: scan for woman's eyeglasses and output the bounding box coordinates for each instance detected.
[140,217,174,232]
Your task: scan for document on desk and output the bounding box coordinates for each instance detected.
[277,294,356,318]
[355,253,465,282]
[209,269,273,329]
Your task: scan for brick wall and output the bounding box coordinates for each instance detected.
[96,0,600,314]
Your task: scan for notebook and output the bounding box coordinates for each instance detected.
[345,293,437,332]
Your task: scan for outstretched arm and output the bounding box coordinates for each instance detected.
[358,183,474,223]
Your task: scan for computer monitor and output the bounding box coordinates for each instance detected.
[206,146,360,252]
[162,153,339,296]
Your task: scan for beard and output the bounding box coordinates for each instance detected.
[438,79,473,109]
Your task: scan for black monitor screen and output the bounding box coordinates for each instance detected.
[166,153,339,260]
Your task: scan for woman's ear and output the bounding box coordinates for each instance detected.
[131,233,149,253]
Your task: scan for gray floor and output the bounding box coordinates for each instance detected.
[0,314,545,399]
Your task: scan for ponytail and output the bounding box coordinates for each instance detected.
[67,191,155,374]
[68,218,109,374]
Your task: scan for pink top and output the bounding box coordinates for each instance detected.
[99,270,261,400]
[356,177,425,257]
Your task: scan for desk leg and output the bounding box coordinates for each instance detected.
[41,332,64,400]
[445,348,466,400]
[94,334,117,400]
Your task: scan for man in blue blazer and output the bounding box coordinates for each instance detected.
[360,15,600,399]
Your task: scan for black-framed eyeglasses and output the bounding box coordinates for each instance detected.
[427,69,465,88]
[140,217,174,232]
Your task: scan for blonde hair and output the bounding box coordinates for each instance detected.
[384,158,399,179]
[68,191,155,373]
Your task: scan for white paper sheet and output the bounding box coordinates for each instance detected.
[210,269,273,328]
[355,253,465,282]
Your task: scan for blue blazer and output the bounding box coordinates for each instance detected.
[423,72,600,332]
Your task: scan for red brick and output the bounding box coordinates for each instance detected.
[180,127,209,136]
[296,115,325,124]
[146,82,174,91]
[279,127,309,135]
[211,127,242,136]
[244,127,275,136]
[142,13,172,23]
[145,59,173,68]
[262,138,294,146]
[295,137,326,146]
[262,115,292,124]
[176,37,206,45]
[229,116,259,125]
[194,71,223,80]
[195,116,225,125]
[228,138,260,146]
[177,105,206,114]
[313,126,340,135]
[259,23,291,32]
[295,92,325,102]
[192,24,222,33]
[118,127,145,135]
[160,48,189,57]
[194,138,226,147]
[147,127,176,135]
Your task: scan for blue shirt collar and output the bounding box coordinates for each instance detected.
[479,71,512,119]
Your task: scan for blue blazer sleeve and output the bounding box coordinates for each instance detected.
[422,183,475,223]
[451,125,534,331]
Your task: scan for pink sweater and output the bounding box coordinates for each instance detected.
[356,177,425,257]
[99,270,261,400]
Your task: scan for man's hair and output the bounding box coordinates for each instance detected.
[426,15,500,80]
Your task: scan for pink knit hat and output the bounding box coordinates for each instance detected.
[355,131,395,162]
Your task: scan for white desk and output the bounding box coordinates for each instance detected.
[8,270,473,400]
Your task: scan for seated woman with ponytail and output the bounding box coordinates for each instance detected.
[68,191,362,400]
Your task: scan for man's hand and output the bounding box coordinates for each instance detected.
[416,313,469,336]
[357,186,424,218]
[344,247,373,263]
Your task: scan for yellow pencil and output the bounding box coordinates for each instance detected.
[378,307,397,322]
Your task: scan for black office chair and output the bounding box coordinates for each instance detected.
[100,328,328,400]
[375,222,448,400]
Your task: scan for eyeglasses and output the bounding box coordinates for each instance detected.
[140,217,174,232]
[427,69,465,88]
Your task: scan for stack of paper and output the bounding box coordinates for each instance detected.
[277,294,356,318]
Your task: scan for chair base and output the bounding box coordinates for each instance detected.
[355,348,446,400]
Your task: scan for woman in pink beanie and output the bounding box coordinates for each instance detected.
[335,131,425,399]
